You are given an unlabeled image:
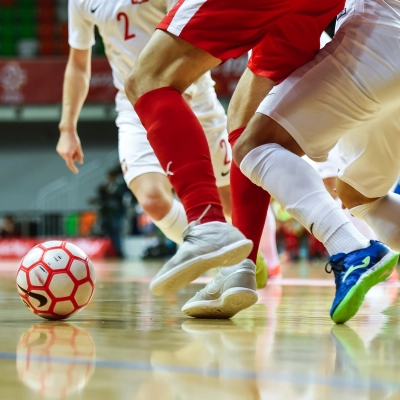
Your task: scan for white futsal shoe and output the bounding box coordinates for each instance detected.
[149,217,253,296]
[182,259,258,319]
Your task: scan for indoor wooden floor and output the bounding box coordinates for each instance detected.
[0,260,399,400]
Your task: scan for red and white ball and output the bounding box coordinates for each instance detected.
[16,241,96,320]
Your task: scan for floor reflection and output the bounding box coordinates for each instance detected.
[0,259,397,400]
[137,318,266,400]
[16,322,96,399]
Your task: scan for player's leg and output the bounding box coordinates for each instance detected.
[180,0,345,318]
[336,113,400,252]
[228,72,273,266]
[228,68,275,133]
[118,109,188,244]
[341,181,400,251]
[128,174,188,245]
[124,29,253,296]
[259,208,282,279]
[236,21,400,323]
[182,72,259,316]
[305,145,378,240]
[226,4,342,267]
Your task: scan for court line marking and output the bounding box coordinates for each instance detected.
[88,276,400,288]
[4,352,400,391]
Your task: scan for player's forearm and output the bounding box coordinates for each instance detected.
[59,52,91,133]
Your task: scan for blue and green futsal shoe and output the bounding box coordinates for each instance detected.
[326,240,399,324]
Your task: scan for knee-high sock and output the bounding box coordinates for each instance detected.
[351,193,400,251]
[229,128,271,263]
[259,206,280,268]
[152,199,188,244]
[134,87,225,224]
[241,144,370,255]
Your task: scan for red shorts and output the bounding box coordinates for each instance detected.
[158,0,344,83]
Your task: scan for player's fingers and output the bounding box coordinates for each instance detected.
[66,157,79,174]
[76,148,84,165]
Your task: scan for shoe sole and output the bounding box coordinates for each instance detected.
[332,250,399,324]
[150,239,253,296]
[181,287,258,319]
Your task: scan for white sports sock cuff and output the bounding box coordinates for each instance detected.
[350,197,384,220]
[152,199,184,229]
[240,143,284,187]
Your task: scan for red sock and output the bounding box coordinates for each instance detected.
[134,87,225,224]
[229,127,271,263]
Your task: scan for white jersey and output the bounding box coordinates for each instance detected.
[68,0,176,95]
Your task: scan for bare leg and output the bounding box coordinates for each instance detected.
[228,68,275,131]
[129,173,173,221]
[217,185,232,219]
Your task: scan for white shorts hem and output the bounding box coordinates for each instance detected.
[123,168,166,187]
[337,175,388,199]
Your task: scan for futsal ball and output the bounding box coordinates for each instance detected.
[16,241,96,320]
[17,322,96,399]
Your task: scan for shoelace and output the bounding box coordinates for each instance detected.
[182,204,212,241]
[325,260,345,275]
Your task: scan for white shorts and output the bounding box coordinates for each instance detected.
[117,73,230,187]
[303,144,339,180]
[257,3,400,198]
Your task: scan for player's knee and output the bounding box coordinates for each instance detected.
[232,127,258,167]
[232,139,245,167]
[134,186,172,221]
[124,69,140,105]
[124,66,152,105]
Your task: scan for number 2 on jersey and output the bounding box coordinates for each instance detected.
[220,139,231,165]
[117,12,136,40]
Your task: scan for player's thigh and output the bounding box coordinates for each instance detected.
[125,30,220,103]
[126,0,303,103]
[228,68,275,132]
[337,114,400,202]
[117,110,166,188]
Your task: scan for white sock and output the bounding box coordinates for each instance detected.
[351,193,400,251]
[259,206,280,267]
[152,199,188,244]
[241,144,370,255]
[338,199,378,240]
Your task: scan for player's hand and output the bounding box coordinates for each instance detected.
[56,130,84,174]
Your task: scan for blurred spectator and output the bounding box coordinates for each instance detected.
[90,170,126,258]
[0,214,20,238]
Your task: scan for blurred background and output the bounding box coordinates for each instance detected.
[0,0,336,262]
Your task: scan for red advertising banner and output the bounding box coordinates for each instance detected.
[0,55,247,104]
[0,238,113,260]
[0,58,116,104]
